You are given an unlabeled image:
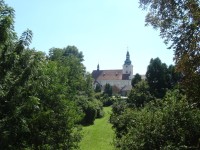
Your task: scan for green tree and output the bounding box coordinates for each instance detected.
[48,47,63,61]
[139,0,200,106]
[95,84,102,93]
[63,45,84,62]
[0,1,82,148]
[131,73,142,87]
[48,46,86,100]
[0,0,16,47]
[128,80,153,107]
[166,64,182,89]
[112,90,200,149]
[146,57,168,98]
[48,46,104,125]
[104,83,112,97]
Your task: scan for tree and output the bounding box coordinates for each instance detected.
[131,73,142,87]
[111,90,200,149]
[166,65,182,89]
[0,1,82,148]
[146,57,168,98]
[48,47,63,61]
[139,0,200,106]
[104,83,112,97]
[48,46,104,125]
[0,0,16,47]
[95,84,102,93]
[63,45,84,62]
[128,80,153,107]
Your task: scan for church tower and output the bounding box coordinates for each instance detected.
[122,51,133,79]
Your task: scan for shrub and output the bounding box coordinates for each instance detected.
[128,80,153,107]
[111,90,200,149]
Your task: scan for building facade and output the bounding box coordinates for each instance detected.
[92,51,134,95]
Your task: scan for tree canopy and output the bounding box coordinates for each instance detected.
[0,1,103,148]
[131,73,142,87]
[146,57,168,98]
[139,0,200,105]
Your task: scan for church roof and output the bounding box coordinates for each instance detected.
[124,51,131,65]
[92,69,130,80]
[92,70,122,80]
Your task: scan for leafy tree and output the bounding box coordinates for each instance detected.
[110,99,128,138]
[48,46,104,125]
[111,90,200,149]
[128,80,153,107]
[139,0,200,106]
[84,73,95,97]
[48,46,86,100]
[63,45,84,62]
[0,1,82,148]
[131,73,142,87]
[49,46,84,62]
[0,39,82,149]
[0,0,16,47]
[48,47,63,61]
[146,57,168,98]
[95,84,102,93]
[104,83,112,97]
[166,64,182,89]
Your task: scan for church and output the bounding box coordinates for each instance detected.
[92,51,135,96]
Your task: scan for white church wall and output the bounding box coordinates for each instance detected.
[98,79,131,89]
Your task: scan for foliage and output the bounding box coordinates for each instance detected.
[111,90,200,149]
[166,64,182,89]
[0,1,96,149]
[110,99,129,138]
[80,107,114,150]
[139,0,200,106]
[104,83,112,97]
[0,0,16,47]
[128,80,153,107]
[146,58,180,99]
[0,47,82,149]
[76,95,103,125]
[48,46,104,125]
[49,45,84,62]
[95,84,102,93]
[146,57,168,98]
[131,73,142,87]
[101,95,121,107]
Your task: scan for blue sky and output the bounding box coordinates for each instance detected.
[6,0,174,74]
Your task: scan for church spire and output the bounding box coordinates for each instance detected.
[124,51,131,65]
[97,63,99,71]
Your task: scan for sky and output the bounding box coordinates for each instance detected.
[6,0,174,75]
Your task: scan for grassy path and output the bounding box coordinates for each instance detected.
[80,107,114,150]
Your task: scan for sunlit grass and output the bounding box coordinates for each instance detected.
[80,107,114,150]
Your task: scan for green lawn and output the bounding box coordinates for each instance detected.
[80,107,114,150]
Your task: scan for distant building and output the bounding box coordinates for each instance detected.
[92,51,142,96]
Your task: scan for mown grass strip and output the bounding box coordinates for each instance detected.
[80,107,114,150]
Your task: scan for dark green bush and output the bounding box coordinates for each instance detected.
[111,90,200,149]
[76,96,104,125]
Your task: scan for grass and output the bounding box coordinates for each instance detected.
[79,107,115,150]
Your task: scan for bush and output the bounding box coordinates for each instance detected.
[127,80,153,108]
[76,96,104,125]
[111,90,200,149]
[95,93,119,107]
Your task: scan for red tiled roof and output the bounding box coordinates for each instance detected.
[92,70,130,80]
